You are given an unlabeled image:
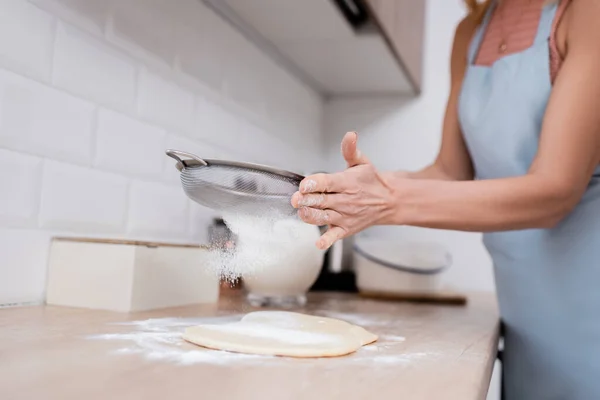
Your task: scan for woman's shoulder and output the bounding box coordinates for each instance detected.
[563,0,600,56]
[456,15,479,39]
[450,16,479,77]
[454,15,480,59]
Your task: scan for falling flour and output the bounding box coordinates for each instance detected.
[207,213,323,287]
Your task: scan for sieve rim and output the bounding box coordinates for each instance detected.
[166,149,305,182]
[193,159,305,182]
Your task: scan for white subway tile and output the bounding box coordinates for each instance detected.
[107,0,176,67]
[206,22,270,117]
[0,0,55,82]
[0,229,50,305]
[128,181,189,238]
[222,44,268,118]
[0,149,42,227]
[40,161,128,232]
[0,69,95,165]
[175,12,225,92]
[95,108,166,179]
[260,60,322,151]
[236,121,272,161]
[53,22,137,112]
[222,118,291,168]
[29,0,108,37]
[163,133,223,184]
[137,68,195,133]
[194,96,241,147]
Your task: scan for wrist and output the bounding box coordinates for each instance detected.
[381,170,411,181]
[378,174,415,226]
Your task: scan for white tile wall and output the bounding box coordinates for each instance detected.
[39,161,129,232]
[0,229,50,304]
[194,96,241,148]
[0,149,42,227]
[175,19,224,92]
[0,69,95,165]
[29,0,109,37]
[53,22,137,112]
[108,0,176,68]
[0,0,323,305]
[95,108,166,179]
[0,0,55,82]
[222,43,269,119]
[127,181,189,239]
[137,68,195,134]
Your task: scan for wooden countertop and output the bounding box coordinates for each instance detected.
[0,292,499,400]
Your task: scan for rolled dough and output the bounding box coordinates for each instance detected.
[183,311,378,358]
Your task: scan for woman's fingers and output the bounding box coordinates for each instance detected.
[316,226,347,250]
[291,193,328,209]
[298,207,342,226]
[300,172,346,194]
[341,131,369,168]
[292,192,352,211]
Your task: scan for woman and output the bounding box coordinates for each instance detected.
[292,0,600,398]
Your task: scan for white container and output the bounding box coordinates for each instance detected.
[353,238,452,294]
[236,219,325,308]
[46,238,219,312]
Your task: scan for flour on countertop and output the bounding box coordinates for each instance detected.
[88,315,264,366]
[88,312,430,366]
[379,334,407,342]
[315,310,399,328]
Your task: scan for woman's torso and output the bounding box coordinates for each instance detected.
[458,1,600,399]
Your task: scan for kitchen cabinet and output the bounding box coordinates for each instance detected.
[365,0,426,92]
[203,0,426,96]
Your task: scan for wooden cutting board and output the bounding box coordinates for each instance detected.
[358,289,468,306]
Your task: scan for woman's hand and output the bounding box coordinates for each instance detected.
[291,132,398,250]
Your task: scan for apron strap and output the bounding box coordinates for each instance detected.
[467,1,497,65]
[534,1,560,45]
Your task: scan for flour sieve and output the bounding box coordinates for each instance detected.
[166,149,304,218]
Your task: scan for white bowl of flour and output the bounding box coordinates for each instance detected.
[220,213,325,307]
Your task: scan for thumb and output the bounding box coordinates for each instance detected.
[341,131,369,168]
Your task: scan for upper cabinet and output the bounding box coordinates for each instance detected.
[364,0,426,92]
[202,0,426,97]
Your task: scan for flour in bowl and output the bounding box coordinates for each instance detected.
[207,213,322,285]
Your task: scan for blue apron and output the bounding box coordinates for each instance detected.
[458,2,600,399]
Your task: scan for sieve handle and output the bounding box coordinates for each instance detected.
[166,149,208,171]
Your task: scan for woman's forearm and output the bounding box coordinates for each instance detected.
[387,174,576,231]
[384,163,457,181]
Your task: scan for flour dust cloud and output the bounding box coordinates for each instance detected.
[206,213,320,283]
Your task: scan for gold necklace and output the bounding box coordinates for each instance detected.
[497,0,531,54]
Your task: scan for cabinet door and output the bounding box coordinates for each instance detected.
[365,0,426,92]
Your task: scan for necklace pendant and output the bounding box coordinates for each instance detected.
[499,40,508,54]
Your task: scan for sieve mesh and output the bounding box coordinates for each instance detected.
[167,150,303,218]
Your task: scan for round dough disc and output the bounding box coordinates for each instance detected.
[183,311,378,358]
